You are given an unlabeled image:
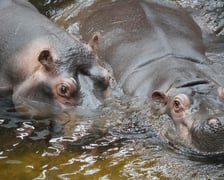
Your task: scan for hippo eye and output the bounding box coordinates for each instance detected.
[170,94,190,120]
[174,100,180,108]
[172,94,190,113]
[57,84,70,97]
[60,85,68,95]
[173,99,182,112]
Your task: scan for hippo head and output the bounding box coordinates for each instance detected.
[13,33,110,112]
[77,32,111,92]
[151,80,224,153]
[12,49,80,110]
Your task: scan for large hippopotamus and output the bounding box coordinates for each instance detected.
[0,0,109,112]
[77,0,224,153]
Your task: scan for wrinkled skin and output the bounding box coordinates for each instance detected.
[78,0,224,153]
[0,0,110,112]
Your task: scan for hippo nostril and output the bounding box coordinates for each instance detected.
[207,118,222,129]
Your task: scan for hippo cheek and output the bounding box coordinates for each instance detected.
[171,115,194,144]
[168,94,193,142]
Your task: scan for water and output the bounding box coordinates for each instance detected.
[0,0,224,179]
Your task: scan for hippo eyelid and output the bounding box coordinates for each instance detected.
[70,77,77,85]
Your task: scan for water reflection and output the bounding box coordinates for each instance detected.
[0,0,224,179]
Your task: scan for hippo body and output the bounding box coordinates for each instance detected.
[79,0,209,96]
[0,0,109,111]
[79,0,224,153]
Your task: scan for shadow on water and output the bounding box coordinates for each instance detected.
[28,0,74,17]
[0,0,223,179]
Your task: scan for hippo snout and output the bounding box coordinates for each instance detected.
[88,65,111,90]
[191,116,224,152]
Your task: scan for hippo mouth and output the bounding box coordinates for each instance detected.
[173,78,218,95]
[175,79,210,89]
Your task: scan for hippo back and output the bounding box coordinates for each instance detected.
[79,0,209,86]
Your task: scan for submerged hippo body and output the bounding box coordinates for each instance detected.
[79,0,224,153]
[0,0,109,112]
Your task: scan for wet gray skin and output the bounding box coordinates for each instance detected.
[0,0,110,112]
[78,0,224,153]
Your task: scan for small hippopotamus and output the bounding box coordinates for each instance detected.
[0,0,110,111]
[78,0,224,153]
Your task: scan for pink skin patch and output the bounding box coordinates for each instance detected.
[218,87,224,101]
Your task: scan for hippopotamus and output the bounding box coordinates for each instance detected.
[0,0,110,112]
[77,0,224,153]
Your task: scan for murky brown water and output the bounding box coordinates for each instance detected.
[0,0,224,179]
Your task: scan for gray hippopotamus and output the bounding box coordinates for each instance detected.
[0,0,110,111]
[77,0,224,153]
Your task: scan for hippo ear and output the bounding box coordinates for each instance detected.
[152,90,168,104]
[88,32,101,54]
[151,90,168,113]
[38,50,54,71]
